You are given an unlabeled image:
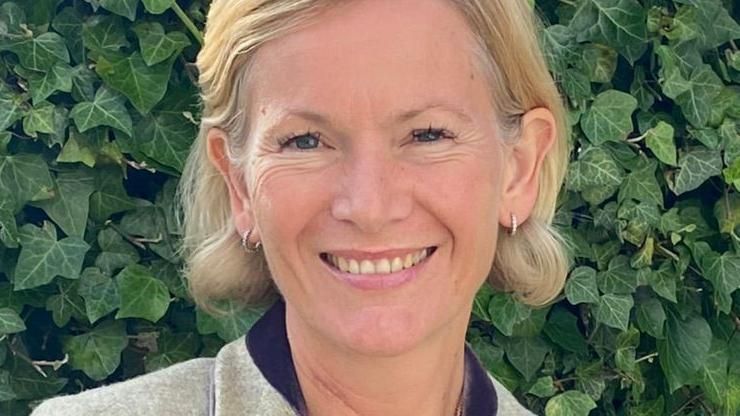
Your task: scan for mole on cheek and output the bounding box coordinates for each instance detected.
[260,106,267,116]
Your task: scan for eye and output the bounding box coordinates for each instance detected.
[412,125,457,143]
[278,130,323,150]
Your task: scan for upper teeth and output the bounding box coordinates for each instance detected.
[327,248,430,274]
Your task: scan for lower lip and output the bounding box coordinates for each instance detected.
[322,254,431,291]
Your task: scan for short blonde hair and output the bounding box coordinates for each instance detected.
[179,0,571,315]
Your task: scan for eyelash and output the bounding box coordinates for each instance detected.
[411,124,457,143]
[277,129,323,150]
[277,125,457,150]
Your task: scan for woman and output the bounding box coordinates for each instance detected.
[32,0,569,415]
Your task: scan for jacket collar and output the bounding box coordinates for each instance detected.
[245,299,498,415]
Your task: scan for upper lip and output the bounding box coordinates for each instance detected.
[322,247,434,261]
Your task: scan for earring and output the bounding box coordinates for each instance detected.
[509,213,518,236]
[241,228,262,253]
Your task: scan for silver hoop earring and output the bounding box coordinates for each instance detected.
[241,229,262,253]
[509,213,518,236]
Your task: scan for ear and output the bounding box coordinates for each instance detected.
[206,128,258,241]
[499,107,557,228]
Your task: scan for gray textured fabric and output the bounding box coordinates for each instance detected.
[31,335,534,415]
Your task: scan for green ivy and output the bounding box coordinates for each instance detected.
[0,0,738,415]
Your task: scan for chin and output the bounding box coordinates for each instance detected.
[329,305,434,357]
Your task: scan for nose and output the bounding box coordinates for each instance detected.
[330,140,413,233]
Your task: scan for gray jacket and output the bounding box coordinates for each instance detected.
[30,334,535,415]
[32,299,535,416]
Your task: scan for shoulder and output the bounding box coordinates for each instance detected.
[488,375,536,416]
[30,357,215,416]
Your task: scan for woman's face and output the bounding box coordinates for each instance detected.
[237,0,513,354]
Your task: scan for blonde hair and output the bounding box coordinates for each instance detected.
[179,0,571,315]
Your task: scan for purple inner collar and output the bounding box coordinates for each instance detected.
[245,298,498,415]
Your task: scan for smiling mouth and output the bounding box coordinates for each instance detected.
[320,247,437,275]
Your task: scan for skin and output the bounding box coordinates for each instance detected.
[207,0,556,414]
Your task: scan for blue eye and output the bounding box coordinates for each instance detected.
[412,126,456,143]
[279,131,322,150]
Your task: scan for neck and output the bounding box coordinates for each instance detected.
[286,305,469,416]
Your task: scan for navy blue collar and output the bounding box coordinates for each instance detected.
[246,299,498,415]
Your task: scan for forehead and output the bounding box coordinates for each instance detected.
[246,0,493,126]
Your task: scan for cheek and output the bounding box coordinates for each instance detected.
[412,151,503,285]
[250,159,329,247]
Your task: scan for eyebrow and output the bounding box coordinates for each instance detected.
[274,102,475,127]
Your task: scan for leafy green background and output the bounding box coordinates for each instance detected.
[0,0,738,415]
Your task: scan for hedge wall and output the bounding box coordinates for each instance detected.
[0,0,738,415]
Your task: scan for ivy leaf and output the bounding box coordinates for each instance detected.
[685,0,740,50]
[5,32,69,71]
[14,221,90,290]
[57,128,124,168]
[98,0,139,21]
[62,319,128,381]
[671,148,722,195]
[487,291,531,336]
[22,101,56,138]
[647,262,678,303]
[0,308,25,335]
[658,310,712,392]
[674,65,724,127]
[714,192,740,236]
[688,126,721,149]
[133,22,190,66]
[581,44,617,83]
[700,338,729,406]
[503,336,550,381]
[631,66,655,111]
[644,121,677,166]
[543,307,588,355]
[635,297,666,339]
[702,251,740,314]
[570,0,648,63]
[565,266,600,305]
[0,282,38,314]
[145,329,198,372]
[723,337,740,414]
[70,64,98,103]
[540,24,578,73]
[0,152,54,211]
[0,370,16,401]
[0,2,26,39]
[96,52,174,114]
[566,146,625,204]
[0,198,19,248]
[141,0,174,15]
[562,68,591,104]
[528,376,557,398]
[77,268,120,325]
[581,90,637,145]
[45,279,86,327]
[597,255,638,295]
[82,14,129,54]
[545,390,597,416]
[115,264,170,323]
[593,294,633,331]
[95,228,140,275]
[32,169,95,238]
[576,361,607,401]
[89,167,137,222]
[52,7,85,62]
[195,300,263,342]
[70,86,133,136]
[129,112,195,172]
[7,355,67,400]
[24,63,74,104]
[0,84,24,131]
